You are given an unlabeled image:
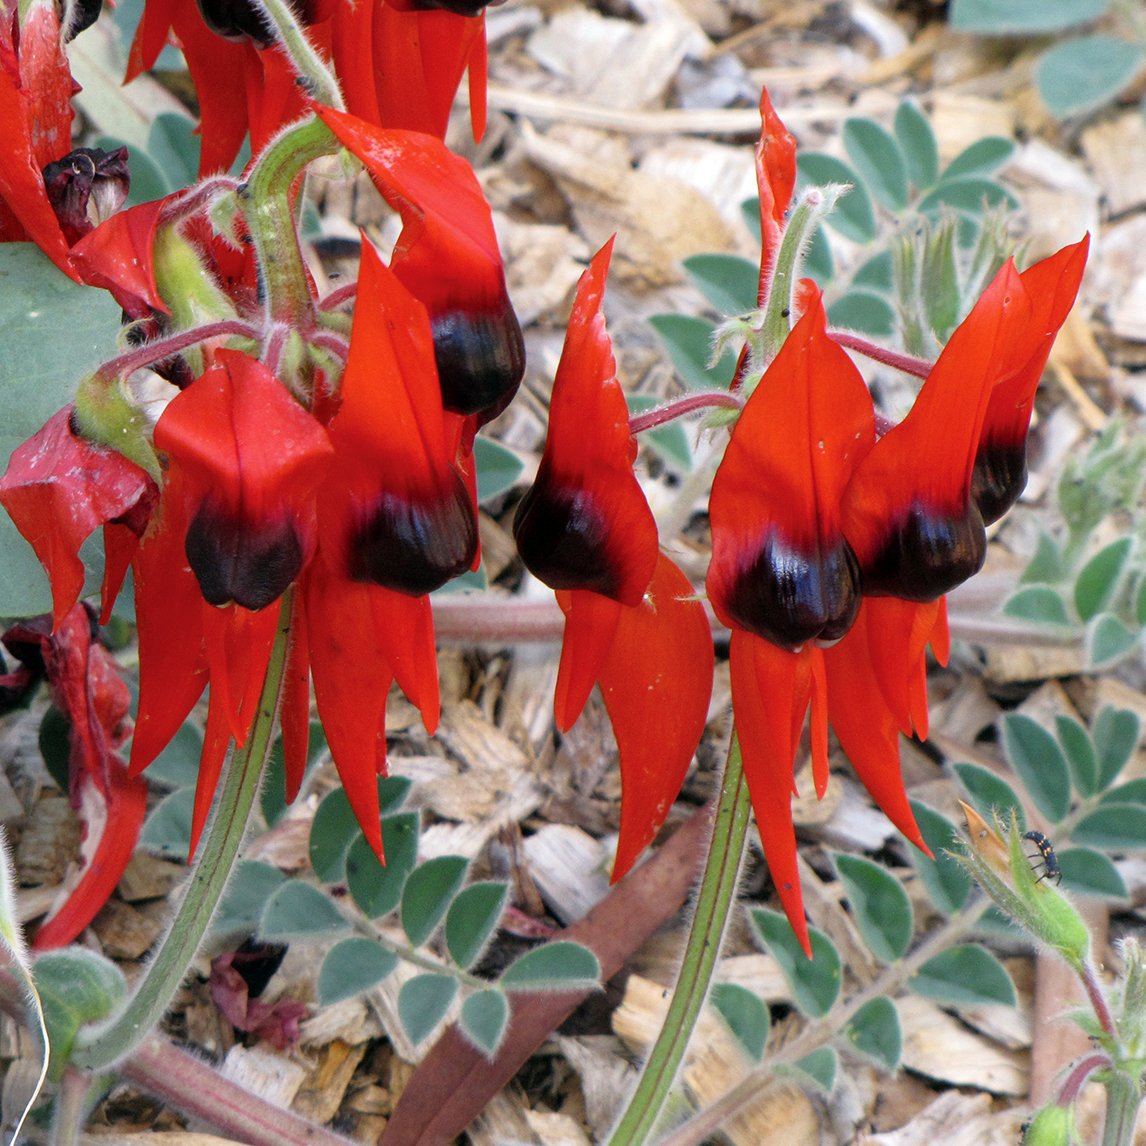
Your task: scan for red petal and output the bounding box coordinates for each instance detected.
[514,238,657,606]
[599,555,713,881]
[70,197,169,316]
[730,629,813,957]
[822,605,929,856]
[752,85,797,295]
[0,408,154,628]
[553,588,623,732]
[707,291,873,648]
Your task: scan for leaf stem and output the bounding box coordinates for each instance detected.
[606,733,752,1146]
[71,596,294,1072]
[628,391,744,434]
[828,330,933,379]
[95,319,260,382]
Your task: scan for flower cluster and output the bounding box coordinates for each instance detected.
[0,0,1085,965]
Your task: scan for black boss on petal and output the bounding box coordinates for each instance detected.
[349,479,478,596]
[723,532,862,653]
[513,482,619,597]
[432,306,526,418]
[859,501,986,602]
[971,440,1028,526]
[186,506,304,611]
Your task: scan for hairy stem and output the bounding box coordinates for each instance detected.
[71,597,294,1072]
[828,330,933,379]
[606,733,752,1146]
[95,320,260,382]
[628,391,744,434]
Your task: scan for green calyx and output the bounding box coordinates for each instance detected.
[1022,1103,1075,1146]
[73,372,161,481]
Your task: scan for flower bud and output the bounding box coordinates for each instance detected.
[42,148,130,245]
[1021,1104,1074,1146]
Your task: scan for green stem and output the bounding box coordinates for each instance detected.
[72,597,295,1072]
[1100,1070,1141,1146]
[606,733,752,1146]
[255,0,343,110]
[240,117,339,329]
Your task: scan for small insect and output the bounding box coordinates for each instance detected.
[1023,830,1062,885]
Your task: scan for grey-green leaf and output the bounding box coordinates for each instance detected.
[474,437,525,504]
[1073,804,1146,850]
[845,996,901,1071]
[260,880,349,940]
[953,761,1026,830]
[1001,713,1071,824]
[683,253,760,314]
[797,153,878,243]
[648,314,734,390]
[1085,613,1138,671]
[1037,37,1146,119]
[950,0,1108,34]
[398,974,459,1045]
[501,941,600,991]
[346,812,420,919]
[34,949,127,1077]
[1057,847,1127,900]
[401,856,468,948]
[139,788,195,859]
[827,290,895,337]
[790,1047,837,1094]
[309,777,411,883]
[446,881,508,971]
[833,854,913,963]
[1003,586,1071,626]
[894,99,939,190]
[910,945,1015,1006]
[909,800,970,914]
[710,982,770,1062]
[1074,537,1133,621]
[214,861,288,936]
[940,137,1015,182]
[318,938,399,1005]
[627,394,693,472]
[748,909,841,1017]
[917,178,1018,218]
[1094,707,1140,789]
[843,118,909,210]
[459,989,510,1058]
[1054,715,1099,797]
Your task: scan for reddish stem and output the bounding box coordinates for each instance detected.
[1058,1051,1111,1105]
[309,329,350,363]
[165,176,242,226]
[319,281,358,311]
[1081,960,1117,1039]
[829,330,933,379]
[96,320,259,381]
[628,391,744,434]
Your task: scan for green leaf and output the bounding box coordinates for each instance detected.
[950,0,1108,33]
[627,394,693,471]
[683,253,760,314]
[952,762,1025,830]
[1073,804,1146,850]
[940,137,1015,182]
[260,880,349,940]
[710,983,769,1062]
[748,910,841,1017]
[34,949,126,1077]
[648,314,734,391]
[139,721,203,790]
[1003,586,1071,626]
[346,812,420,919]
[214,860,288,935]
[139,788,195,858]
[1074,537,1133,621]
[0,245,123,617]
[318,938,400,1005]
[1037,37,1146,119]
[833,854,913,963]
[1057,846,1127,899]
[310,778,411,883]
[262,720,327,827]
[1100,778,1146,807]
[790,1046,837,1094]
[446,881,508,971]
[398,974,459,1046]
[845,996,901,1071]
[473,437,525,504]
[1136,573,1146,627]
[797,153,877,243]
[146,113,201,193]
[1085,612,1138,670]
[910,945,1015,1006]
[853,251,894,292]
[826,290,895,336]
[909,801,970,914]
[917,178,1018,217]
[1020,531,1068,584]
[1054,715,1099,797]
[38,706,71,793]
[1001,713,1071,824]
[501,941,600,991]
[1093,707,1140,789]
[843,118,909,211]
[894,99,939,190]
[401,856,468,948]
[459,989,510,1058]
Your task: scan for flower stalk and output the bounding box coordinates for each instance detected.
[606,732,753,1146]
[70,596,294,1072]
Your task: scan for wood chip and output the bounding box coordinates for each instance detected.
[1081,112,1146,217]
[292,1039,368,1125]
[857,1088,1025,1145]
[522,824,611,923]
[219,1044,308,1109]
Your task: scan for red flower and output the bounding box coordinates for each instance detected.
[1,607,148,950]
[315,104,524,420]
[972,237,1089,523]
[515,239,712,879]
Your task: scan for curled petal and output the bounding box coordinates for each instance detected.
[515,238,657,607]
[554,589,623,732]
[707,292,873,649]
[0,407,155,629]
